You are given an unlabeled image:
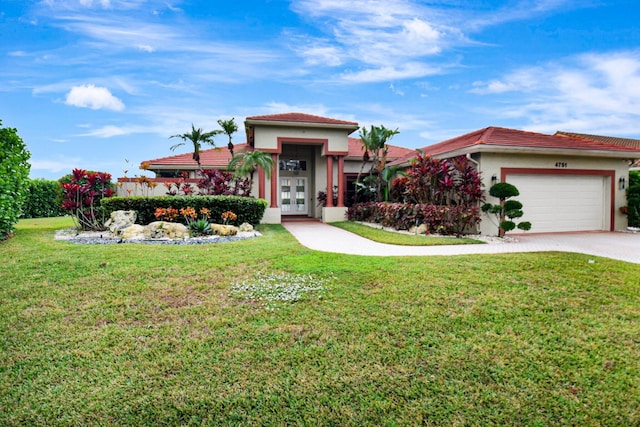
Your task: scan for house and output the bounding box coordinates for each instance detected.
[390,126,640,234]
[121,113,413,223]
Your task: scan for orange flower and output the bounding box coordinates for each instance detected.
[180,207,197,219]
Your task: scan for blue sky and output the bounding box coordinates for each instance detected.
[1,0,639,180]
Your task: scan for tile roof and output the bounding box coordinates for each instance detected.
[143,145,243,169]
[346,137,413,159]
[144,139,413,169]
[391,126,640,165]
[555,131,640,149]
[245,112,359,126]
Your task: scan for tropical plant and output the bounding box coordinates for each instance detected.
[482,182,532,236]
[347,202,481,236]
[355,124,400,202]
[164,178,194,196]
[381,165,406,202]
[197,168,251,196]
[228,149,274,191]
[0,120,31,239]
[221,210,237,225]
[59,169,115,230]
[170,124,217,168]
[349,153,484,236]
[317,186,338,207]
[623,170,640,228]
[398,152,483,207]
[217,118,238,156]
[188,218,212,236]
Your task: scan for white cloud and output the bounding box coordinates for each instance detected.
[77,125,128,137]
[470,50,640,136]
[65,84,125,111]
[30,157,81,173]
[340,63,442,83]
[288,0,571,83]
[389,83,404,96]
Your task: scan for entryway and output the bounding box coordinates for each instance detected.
[280,177,308,215]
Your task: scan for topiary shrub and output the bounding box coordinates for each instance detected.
[482,182,531,236]
[22,179,65,218]
[101,195,267,226]
[0,120,31,240]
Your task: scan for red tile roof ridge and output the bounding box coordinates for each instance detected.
[555,131,640,149]
[245,112,358,126]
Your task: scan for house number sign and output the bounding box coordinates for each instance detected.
[555,162,568,168]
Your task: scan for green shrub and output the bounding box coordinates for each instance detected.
[626,170,640,228]
[101,195,268,226]
[0,120,31,239]
[347,201,481,236]
[22,179,65,218]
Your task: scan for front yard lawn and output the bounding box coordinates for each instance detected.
[1,217,639,425]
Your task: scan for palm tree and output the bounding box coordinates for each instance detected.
[355,124,400,202]
[217,118,238,156]
[228,149,274,191]
[169,124,217,168]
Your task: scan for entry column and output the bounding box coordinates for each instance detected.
[326,155,334,207]
[270,153,278,208]
[337,155,345,207]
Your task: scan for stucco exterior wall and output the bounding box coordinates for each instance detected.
[343,159,369,174]
[475,152,629,234]
[253,126,350,154]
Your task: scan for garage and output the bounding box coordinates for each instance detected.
[505,173,609,233]
[392,126,639,235]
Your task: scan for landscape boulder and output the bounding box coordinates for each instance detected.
[211,224,239,236]
[119,224,146,240]
[408,224,428,235]
[238,222,254,232]
[144,221,190,239]
[104,210,137,235]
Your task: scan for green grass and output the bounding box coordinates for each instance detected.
[331,221,484,245]
[1,217,639,425]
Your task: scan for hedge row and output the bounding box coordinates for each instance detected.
[347,202,481,236]
[0,121,31,239]
[101,196,268,226]
[22,179,65,219]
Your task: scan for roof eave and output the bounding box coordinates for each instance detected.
[434,144,640,159]
[391,144,640,167]
[145,163,229,170]
[245,119,359,132]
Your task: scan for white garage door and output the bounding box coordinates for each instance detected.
[505,174,607,233]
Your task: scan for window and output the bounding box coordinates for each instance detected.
[279,159,307,171]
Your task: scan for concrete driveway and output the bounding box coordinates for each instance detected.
[282,221,640,264]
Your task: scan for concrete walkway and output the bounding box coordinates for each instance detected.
[282,221,640,264]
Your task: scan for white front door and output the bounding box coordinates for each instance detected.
[280,177,308,215]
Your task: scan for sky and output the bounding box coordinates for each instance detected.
[1,0,639,180]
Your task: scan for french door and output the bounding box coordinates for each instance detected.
[280,177,308,215]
